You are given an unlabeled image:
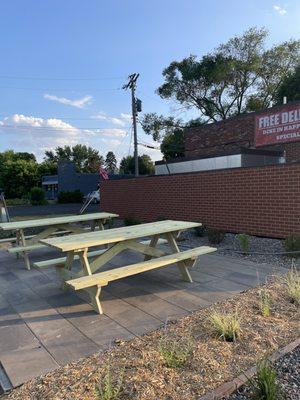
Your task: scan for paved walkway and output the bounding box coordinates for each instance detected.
[0,245,287,389]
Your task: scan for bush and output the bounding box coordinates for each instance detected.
[95,364,124,400]
[194,224,207,237]
[285,267,300,305]
[209,311,241,342]
[207,228,225,244]
[237,233,250,254]
[29,187,47,205]
[5,198,30,206]
[158,333,193,368]
[249,358,285,400]
[57,190,84,203]
[283,234,300,259]
[123,216,142,226]
[259,289,272,317]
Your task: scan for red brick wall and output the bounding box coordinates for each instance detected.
[101,163,300,238]
[185,103,300,162]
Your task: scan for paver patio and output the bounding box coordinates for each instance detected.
[0,245,287,389]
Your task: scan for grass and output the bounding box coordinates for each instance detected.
[158,333,193,368]
[259,289,272,317]
[237,233,250,255]
[209,311,241,342]
[249,358,285,400]
[285,267,300,305]
[95,365,124,400]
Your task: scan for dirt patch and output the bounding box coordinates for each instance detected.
[6,276,299,400]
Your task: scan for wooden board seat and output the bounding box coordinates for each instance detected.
[33,238,169,269]
[8,244,45,253]
[67,246,217,314]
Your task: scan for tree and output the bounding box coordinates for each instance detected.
[0,158,38,198]
[152,28,300,122]
[119,154,155,175]
[105,151,117,174]
[275,64,300,103]
[161,130,185,159]
[44,144,103,173]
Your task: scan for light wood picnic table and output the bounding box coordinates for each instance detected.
[40,220,217,314]
[0,212,118,270]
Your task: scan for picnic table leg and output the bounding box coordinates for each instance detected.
[164,232,193,283]
[15,230,21,259]
[19,229,31,270]
[144,234,159,261]
[78,249,103,314]
[60,251,75,291]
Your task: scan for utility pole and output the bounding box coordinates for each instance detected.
[123,73,140,177]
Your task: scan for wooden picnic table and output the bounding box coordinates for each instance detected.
[0,212,118,270]
[40,220,217,314]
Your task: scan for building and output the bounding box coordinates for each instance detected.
[155,101,300,175]
[42,161,130,200]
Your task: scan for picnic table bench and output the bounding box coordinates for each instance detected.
[0,212,118,270]
[40,220,217,314]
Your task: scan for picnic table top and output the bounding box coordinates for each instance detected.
[41,220,201,252]
[0,212,119,231]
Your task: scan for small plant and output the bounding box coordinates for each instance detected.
[283,234,300,259]
[209,311,241,342]
[237,233,250,255]
[194,224,207,237]
[123,216,142,226]
[249,358,285,400]
[156,215,167,221]
[158,334,193,368]
[95,365,124,400]
[206,228,225,244]
[285,267,300,305]
[259,289,272,317]
[30,187,47,205]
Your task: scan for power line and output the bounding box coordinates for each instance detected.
[0,124,131,132]
[0,86,123,92]
[0,75,126,81]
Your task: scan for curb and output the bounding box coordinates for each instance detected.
[198,337,300,400]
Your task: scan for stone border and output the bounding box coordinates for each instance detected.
[198,337,300,400]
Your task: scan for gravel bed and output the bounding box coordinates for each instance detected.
[180,230,298,270]
[224,345,300,400]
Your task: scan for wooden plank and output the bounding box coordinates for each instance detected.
[164,232,193,283]
[33,238,168,269]
[67,246,217,290]
[8,244,44,253]
[126,241,167,258]
[41,220,201,252]
[0,212,118,231]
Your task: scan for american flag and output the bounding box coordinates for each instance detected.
[99,166,109,180]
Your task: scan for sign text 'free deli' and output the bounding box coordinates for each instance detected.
[255,104,300,146]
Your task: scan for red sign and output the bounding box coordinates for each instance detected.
[255,104,300,147]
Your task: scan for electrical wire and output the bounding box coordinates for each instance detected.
[0,75,126,81]
[0,124,131,132]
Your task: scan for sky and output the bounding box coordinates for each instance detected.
[0,0,299,163]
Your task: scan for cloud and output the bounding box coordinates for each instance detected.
[0,114,89,159]
[100,128,127,138]
[273,5,287,15]
[44,94,93,108]
[91,112,131,127]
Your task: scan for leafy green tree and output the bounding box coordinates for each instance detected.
[161,130,185,159]
[119,154,155,175]
[44,144,103,173]
[0,159,38,198]
[157,28,300,120]
[275,64,300,103]
[105,151,117,173]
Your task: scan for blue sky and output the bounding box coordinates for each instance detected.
[0,0,299,162]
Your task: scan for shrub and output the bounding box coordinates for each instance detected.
[249,358,285,400]
[5,198,30,206]
[285,267,300,305]
[123,216,142,226]
[209,311,241,342]
[237,233,250,255]
[194,224,207,237]
[95,365,124,400]
[57,190,84,203]
[158,334,193,368]
[283,234,300,259]
[207,228,225,244]
[156,215,167,221]
[29,187,47,205]
[259,289,272,317]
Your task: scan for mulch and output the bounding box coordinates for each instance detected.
[5,275,300,400]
